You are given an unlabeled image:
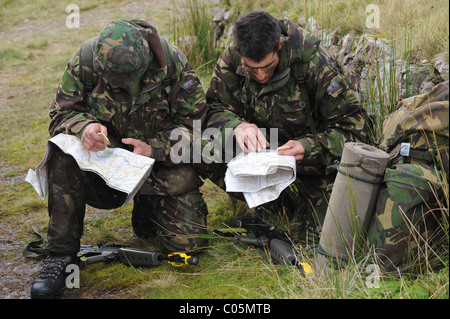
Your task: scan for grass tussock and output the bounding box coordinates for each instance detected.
[170,0,221,77]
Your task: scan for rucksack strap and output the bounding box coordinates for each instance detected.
[79,37,98,92]
[23,226,49,258]
[159,36,176,94]
[389,143,441,167]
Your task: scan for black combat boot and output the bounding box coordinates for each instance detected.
[30,254,78,299]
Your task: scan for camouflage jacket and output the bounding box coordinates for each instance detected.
[49,19,207,163]
[205,19,368,175]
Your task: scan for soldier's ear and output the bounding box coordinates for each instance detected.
[278,37,282,50]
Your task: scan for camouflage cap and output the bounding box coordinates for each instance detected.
[94,19,151,87]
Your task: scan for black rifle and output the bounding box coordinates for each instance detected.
[78,242,199,268]
[215,216,312,277]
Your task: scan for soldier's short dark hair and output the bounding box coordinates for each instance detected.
[233,11,281,62]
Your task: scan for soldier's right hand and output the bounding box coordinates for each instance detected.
[81,123,108,152]
[233,122,270,153]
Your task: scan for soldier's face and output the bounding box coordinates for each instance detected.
[241,51,279,84]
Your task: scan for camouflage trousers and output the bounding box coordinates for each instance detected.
[47,147,208,254]
[292,172,334,226]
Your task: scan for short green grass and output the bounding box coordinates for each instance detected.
[0,0,448,300]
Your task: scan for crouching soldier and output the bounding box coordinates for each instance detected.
[31,19,208,299]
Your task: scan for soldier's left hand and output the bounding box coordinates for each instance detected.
[276,140,305,164]
[122,138,153,158]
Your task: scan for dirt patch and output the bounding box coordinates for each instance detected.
[0,221,43,299]
[0,161,26,186]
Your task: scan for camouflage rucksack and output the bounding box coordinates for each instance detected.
[367,81,449,270]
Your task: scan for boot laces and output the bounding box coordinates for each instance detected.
[38,255,70,279]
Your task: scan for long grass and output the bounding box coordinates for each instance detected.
[170,0,221,77]
[228,0,449,63]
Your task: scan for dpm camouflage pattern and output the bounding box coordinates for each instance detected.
[367,81,449,270]
[47,19,209,252]
[203,18,368,221]
[377,81,449,174]
[94,19,151,88]
[49,18,208,193]
[366,164,446,270]
[47,148,207,253]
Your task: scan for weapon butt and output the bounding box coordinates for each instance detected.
[118,248,163,267]
[269,238,298,266]
[234,235,268,248]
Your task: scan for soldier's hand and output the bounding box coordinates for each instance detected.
[122,138,153,158]
[277,140,305,164]
[233,122,270,153]
[81,123,108,152]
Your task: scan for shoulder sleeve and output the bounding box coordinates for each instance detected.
[205,47,245,134]
[297,46,368,173]
[147,47,208,163]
